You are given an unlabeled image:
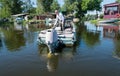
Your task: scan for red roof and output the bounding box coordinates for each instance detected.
[104,2,120,7]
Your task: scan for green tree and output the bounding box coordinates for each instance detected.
[80,0,102,18]
[62,0,102,19]
[42,0,53,12]
[50,0,60,12]
[36,0,53,14]
[87,0,102,11]
[1,26,25,51]
[0,0,11,18]
[0,0,23,18]
[10,0,23,14]
[62,0,76,13]
[22,0,35,14]
[36,0,44,14]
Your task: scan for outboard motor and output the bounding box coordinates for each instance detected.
[46,29,58,53]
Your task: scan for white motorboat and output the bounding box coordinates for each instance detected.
[37,20,76,53]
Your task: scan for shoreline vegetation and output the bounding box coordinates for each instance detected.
[0,0,102,26]
[90,19,104,25]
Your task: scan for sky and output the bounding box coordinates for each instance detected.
[102,0,115,5]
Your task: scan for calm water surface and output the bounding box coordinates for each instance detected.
[0,22,120,76]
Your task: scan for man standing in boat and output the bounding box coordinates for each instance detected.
[54,10,65,31]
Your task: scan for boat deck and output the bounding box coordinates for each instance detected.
[37,20,76,46]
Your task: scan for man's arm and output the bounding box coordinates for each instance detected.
[53,15,59,28]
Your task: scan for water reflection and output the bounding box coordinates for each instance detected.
[38,44,49,57]
[1,22,120,76]
[113,33,120,58]
[99,23,120,59]
[82,31,100,47]
[0,23,43,51]
[38,44,59,72]
[38,44,77,72]
[103,24,120,38]
[75,23,86,46]
[47,53,59,72]
[77,22,101,47]
[0,38,2,48]
[14,22,23,31]
[114,39,120,58]
[1,26,25,51]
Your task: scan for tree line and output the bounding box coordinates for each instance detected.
[0,0,35,18]
[1,0,114,19]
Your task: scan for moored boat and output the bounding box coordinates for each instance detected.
[37,19,76,53]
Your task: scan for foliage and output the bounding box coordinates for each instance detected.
[50,0,60,12]
[36,0,44,14]
[62,0,76,13]
[90,20,98,24]
[62,0,102,19]
[0,0,36,18]
[10,0,23,14]
[29,7,36,14]
[0,0,23,18]
[36,0,53,14]
[0,0,11,18]
[87,0,102,11]
[42,0,53,12]
[22,0,35,14]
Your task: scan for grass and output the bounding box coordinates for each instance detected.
[90,19,104,24]
[90,20,98,24]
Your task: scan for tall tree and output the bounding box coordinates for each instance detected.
[50,0,60,12]
[80,0,102,18]
[63,0,76,13]
[36,0,53,14]
[0,0,11,18]
[62,0,102,18]
[10,0,23,14]
[42,0,53,12]
[22,0,34,13]
[87,0,102,11]
[0,0,23,18]
[36,0,44,14]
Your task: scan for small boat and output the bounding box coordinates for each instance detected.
[37,19,76,53]
[99,18,119,23]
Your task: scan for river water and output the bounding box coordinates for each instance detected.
[0,22,120,76]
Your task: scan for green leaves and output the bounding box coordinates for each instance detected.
[36,0,54,14]
[62,0,102,18]
[81,0,90,11]
[36,0,44,14]
[116,0,120,2]
[51,0,60,12]
[0,0,23,18]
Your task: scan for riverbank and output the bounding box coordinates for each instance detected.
[90,19,104,24]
